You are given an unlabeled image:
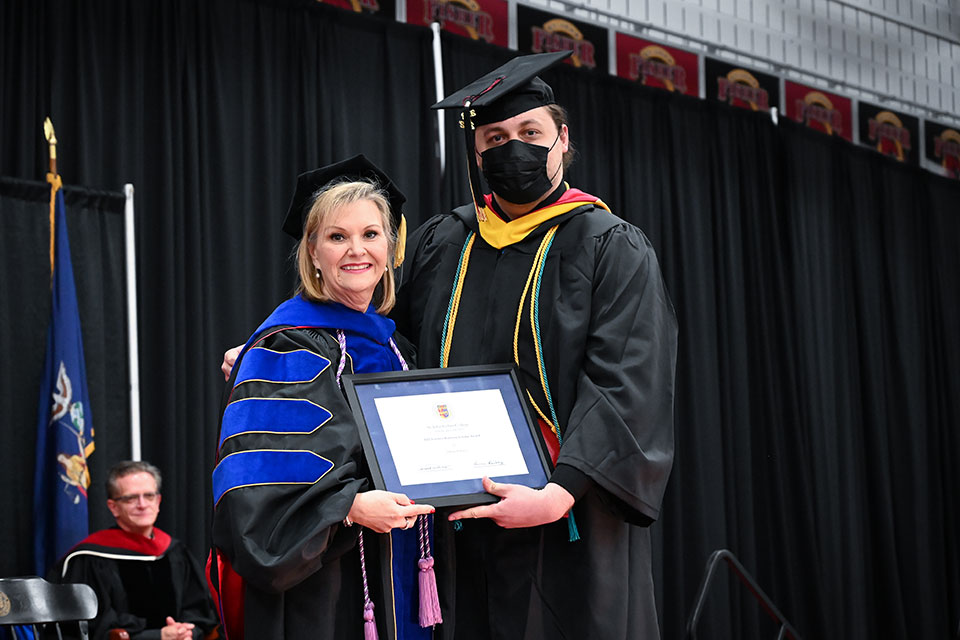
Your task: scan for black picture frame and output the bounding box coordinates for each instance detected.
[342,364,553,508]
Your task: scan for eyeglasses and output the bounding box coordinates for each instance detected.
[111,492,160,505]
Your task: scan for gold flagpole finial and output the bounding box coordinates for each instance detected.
[44,117,58,175]
[44,117,62,280]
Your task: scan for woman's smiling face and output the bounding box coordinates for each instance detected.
[310,198,388,312]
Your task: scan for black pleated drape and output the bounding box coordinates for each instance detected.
[776,122,960,638]
[2,1,959,638]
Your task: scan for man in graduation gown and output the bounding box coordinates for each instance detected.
[56,461,218,640]
[392,51,679,639]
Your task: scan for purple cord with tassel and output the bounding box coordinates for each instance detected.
[391,338,443,627]
[417,514,443,627]
[342,333,379,639]
[358,530,379,640]
[344,334,440,633]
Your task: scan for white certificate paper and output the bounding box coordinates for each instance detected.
[374,388,530,485]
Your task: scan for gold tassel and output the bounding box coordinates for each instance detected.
[394,215,407,268]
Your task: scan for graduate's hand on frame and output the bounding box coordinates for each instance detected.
[447,477,574,528]
[349,490,435,533]
[222,345,243,380]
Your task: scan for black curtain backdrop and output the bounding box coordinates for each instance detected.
[2,1,958,638]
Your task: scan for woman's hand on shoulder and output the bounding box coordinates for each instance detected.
[221,344,243,380]
[348,490,435,533]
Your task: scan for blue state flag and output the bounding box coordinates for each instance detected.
[33,174,95,576]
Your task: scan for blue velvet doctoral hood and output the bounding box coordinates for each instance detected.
[247,294,401,374]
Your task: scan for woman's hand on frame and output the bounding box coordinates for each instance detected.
[348,490,435,533]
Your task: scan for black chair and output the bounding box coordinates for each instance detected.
[0,577,98,640]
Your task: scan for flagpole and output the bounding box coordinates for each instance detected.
[124,183,142,461]
[431,20,446,178]
[35,118,94,574]
[44,117,58,277]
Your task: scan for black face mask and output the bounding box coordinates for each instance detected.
[480,134,561,205]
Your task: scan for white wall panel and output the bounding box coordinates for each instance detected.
[701,15,720,40]
[665,3,684,30]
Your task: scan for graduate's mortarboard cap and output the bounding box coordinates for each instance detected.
[282,154,408,265]
[431,50,572,125]
[430,51,572,217]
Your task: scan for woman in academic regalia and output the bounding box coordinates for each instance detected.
[210,156,441,640]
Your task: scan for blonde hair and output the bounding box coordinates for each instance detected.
[296,181,397,314]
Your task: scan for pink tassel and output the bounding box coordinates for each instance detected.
[363,601,378,640]
[418,556,443,627]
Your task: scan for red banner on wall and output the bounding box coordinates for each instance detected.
[517,6,608,72]
[704,57,779,112]
[784,81,853,141]
[319,0,396,16]
[857,102,919,165]
[405,0,508,47]
[614,33,699,97]
[925,121,960,179]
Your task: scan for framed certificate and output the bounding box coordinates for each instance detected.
[342,364,553,507]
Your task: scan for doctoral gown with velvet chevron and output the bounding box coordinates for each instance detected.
[209,297,430,640]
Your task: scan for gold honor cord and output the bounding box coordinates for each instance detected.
[439,232,477,368]
[512,226,560,437]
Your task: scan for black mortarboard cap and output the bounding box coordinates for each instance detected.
[281,154,406,241]
[431,50,572,125]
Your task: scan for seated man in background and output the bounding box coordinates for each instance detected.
[56,461,218,640]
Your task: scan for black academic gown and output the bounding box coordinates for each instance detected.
[58,528,218,640]
[393,196,678,640]
[210,298,424,640]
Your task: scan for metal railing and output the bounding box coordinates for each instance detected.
[685,549,803,640]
